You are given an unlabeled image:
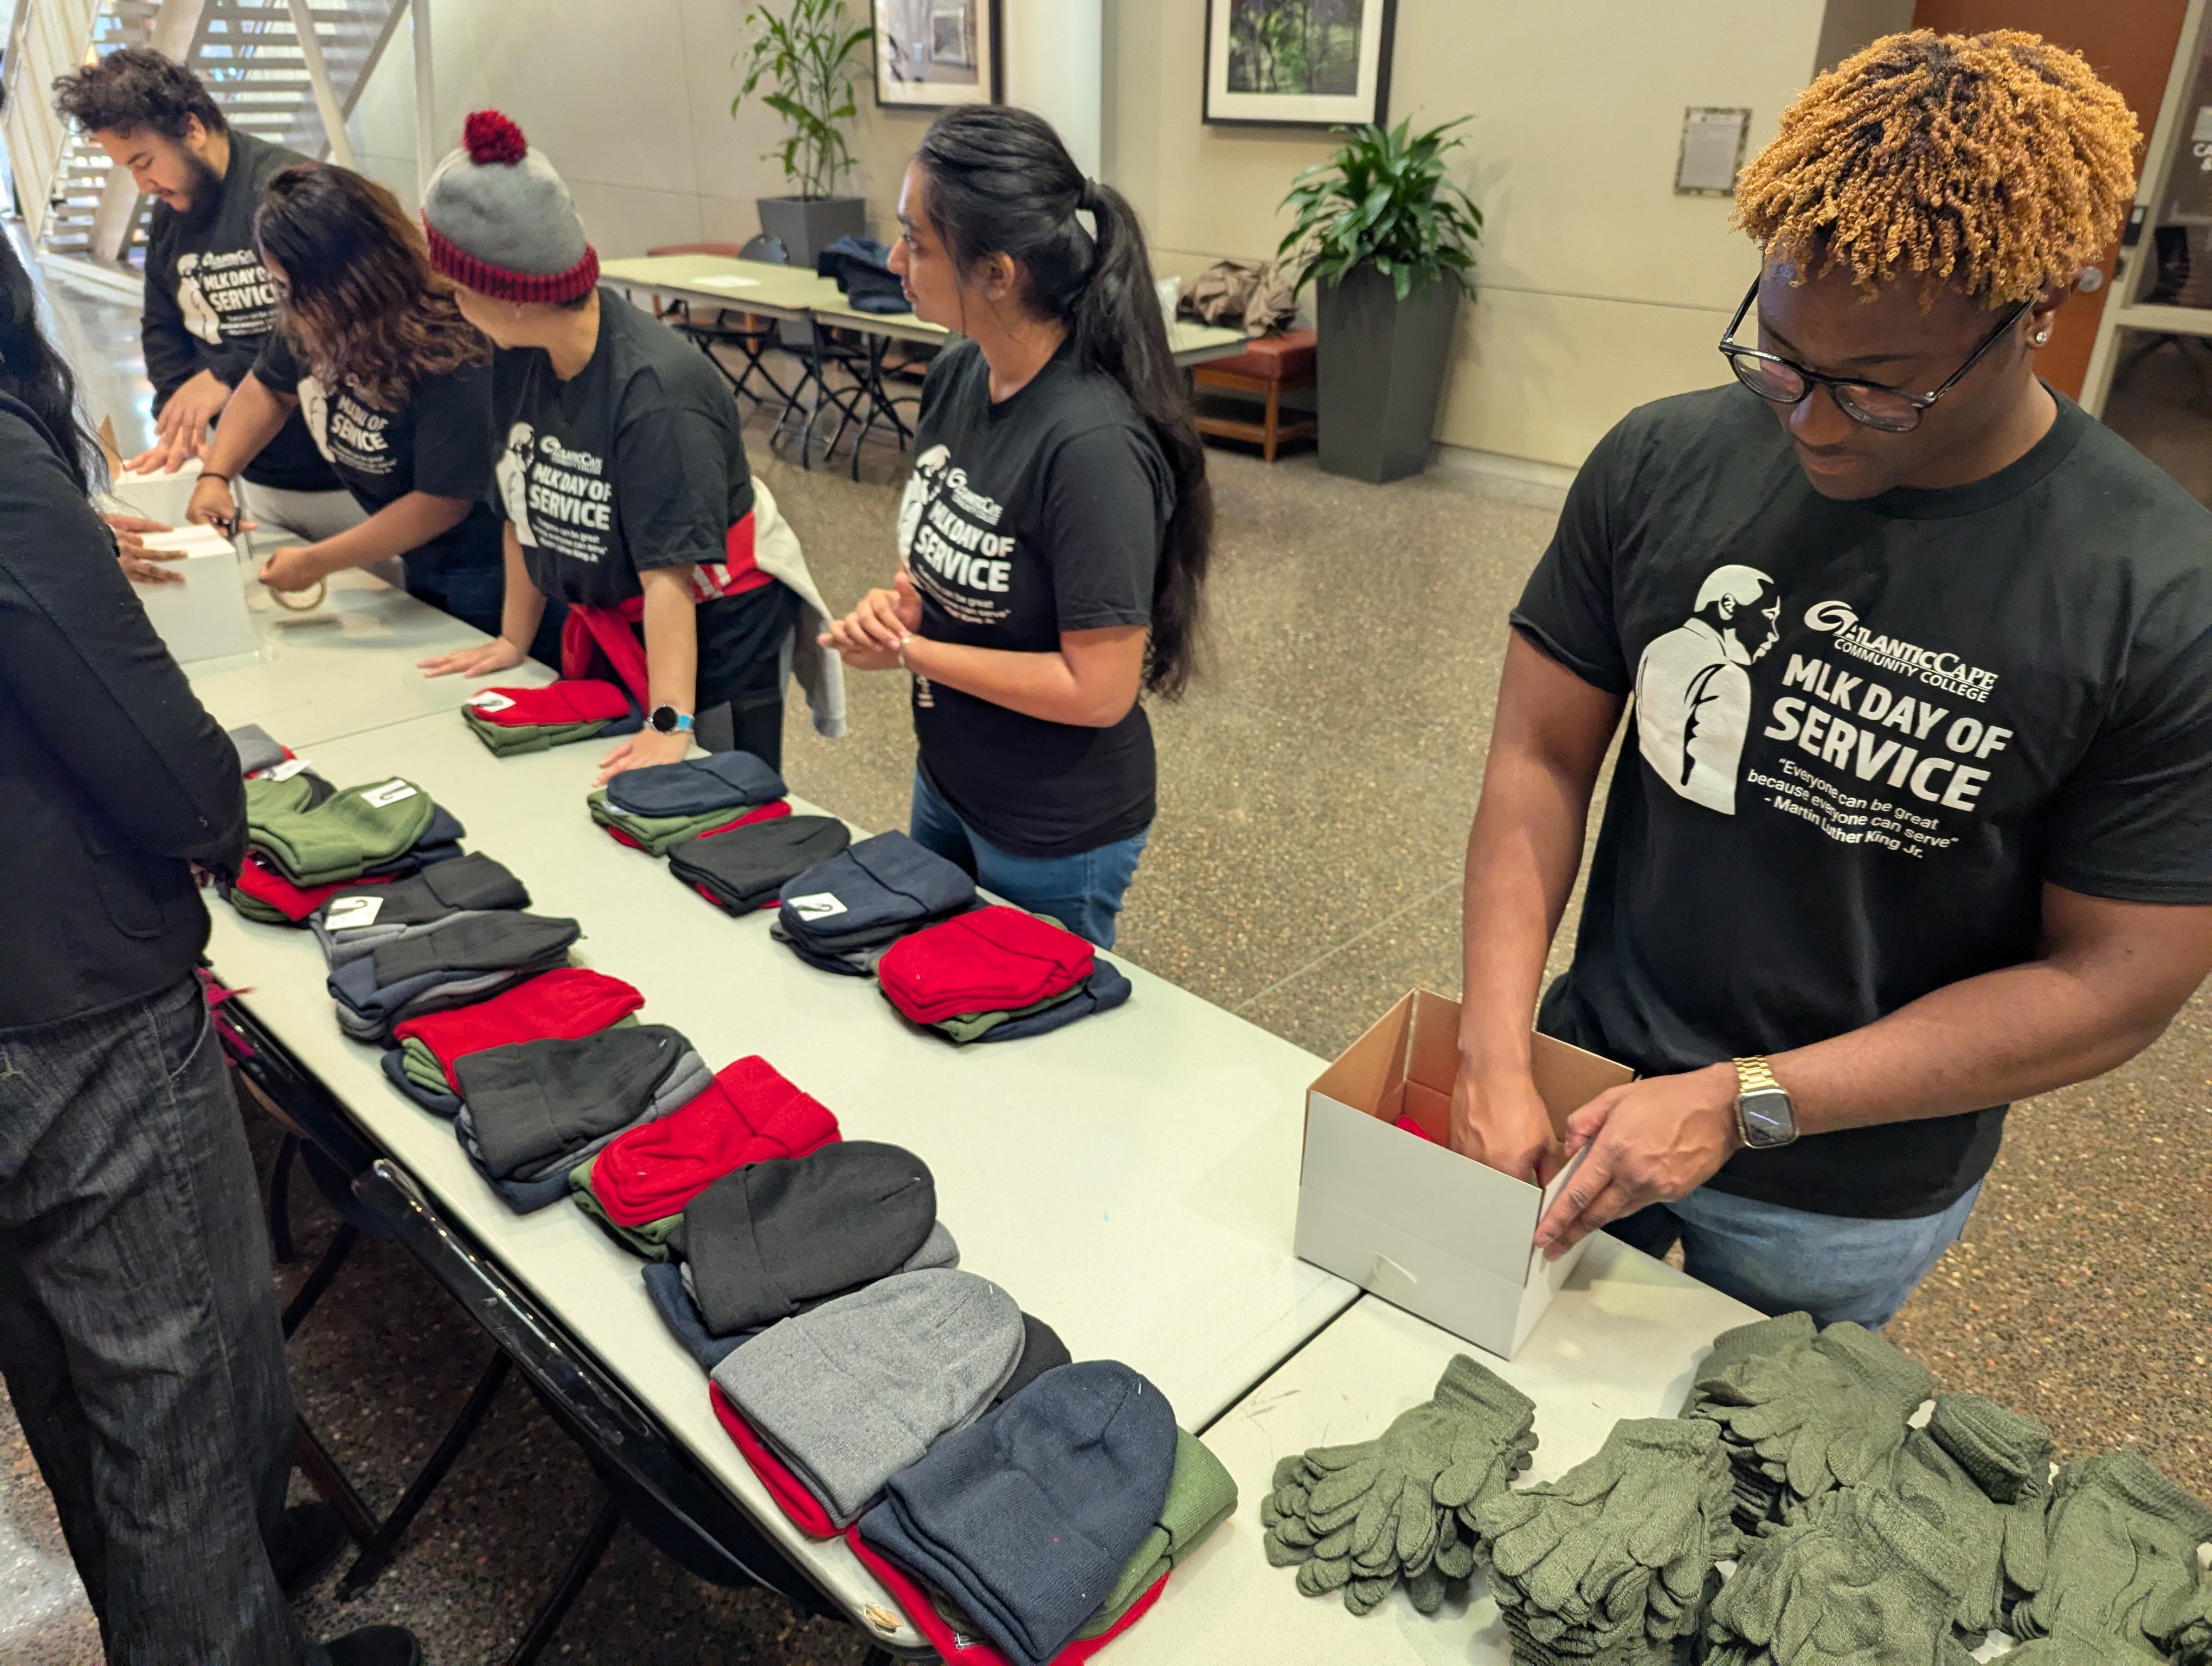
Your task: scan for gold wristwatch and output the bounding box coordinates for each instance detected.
[1732,1055,1799,1149]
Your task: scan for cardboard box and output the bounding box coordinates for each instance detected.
[106,457,204,527]
[1295,989,1632,1357]
[132,524,259,665]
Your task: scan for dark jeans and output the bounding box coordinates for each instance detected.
[0,976,304,1664]
[407,560,567,669]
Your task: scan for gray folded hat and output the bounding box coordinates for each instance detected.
[712,1267,1024,1526]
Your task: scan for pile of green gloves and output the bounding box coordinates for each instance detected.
[1704,1485,1969,1666]
[1261,1355,1536,1616]
[1470,1417,1739,1666]
[1685,1316,1934,1528]
[1880,1393,2054,1635]
[2009,1451,2212,1661]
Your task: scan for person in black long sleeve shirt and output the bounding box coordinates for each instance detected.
[0,331,417,1659]
[53,48,361,548]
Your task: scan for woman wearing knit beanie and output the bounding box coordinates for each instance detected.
[416,111,803,779]
[819,106,1213,949]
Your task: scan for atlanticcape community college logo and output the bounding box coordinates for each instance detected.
[1802,600,1999,704]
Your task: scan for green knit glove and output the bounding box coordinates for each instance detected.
[2015,1453,2212,1654]
[2003,1623,2173,1665]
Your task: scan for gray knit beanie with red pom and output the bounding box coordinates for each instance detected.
[422,110,599,303]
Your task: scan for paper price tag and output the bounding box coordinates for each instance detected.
[785,892,848,921]
[467,689,517,712]
[266,757,312,781]
[323,894,383,931]
[361,779,419,809]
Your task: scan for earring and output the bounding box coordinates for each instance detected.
[2031,329,2052,347]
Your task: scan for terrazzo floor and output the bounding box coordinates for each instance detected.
[3,268,2207,1664]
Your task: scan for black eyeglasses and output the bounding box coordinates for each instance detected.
[1718,279,2030,433]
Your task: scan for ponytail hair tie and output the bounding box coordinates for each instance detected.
[1077,177,1104,215]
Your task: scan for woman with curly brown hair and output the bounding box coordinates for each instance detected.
[188,161,536,651]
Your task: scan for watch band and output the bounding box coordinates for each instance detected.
[1732,1055,1782,1095]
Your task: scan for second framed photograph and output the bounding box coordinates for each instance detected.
[873,0,1003,110]
[1204,0,1397,128]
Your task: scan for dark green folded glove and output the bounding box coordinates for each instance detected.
[2013,1451,2212,1656]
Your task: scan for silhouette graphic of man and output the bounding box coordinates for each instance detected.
[496,422,538,547]
[1634,563,1780,815]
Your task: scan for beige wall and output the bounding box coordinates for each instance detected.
[1110,0,1837,468]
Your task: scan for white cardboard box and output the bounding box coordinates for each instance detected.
[105,457,204,527]
[132,524,259,665]
[1295,989,1632,1358]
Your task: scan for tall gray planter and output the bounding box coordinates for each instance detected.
[1315,265,1462,484]
[756,195,867,268]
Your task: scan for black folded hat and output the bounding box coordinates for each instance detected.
[370,910,580,985]
[678,1140,936,1336]
[670,815,852,917]
[321,852,530,932]
[455,1022,696,1182]
[993,1313,1073,1409]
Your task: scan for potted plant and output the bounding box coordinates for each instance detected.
[734,0,873,267]
[1278,117,1483,484]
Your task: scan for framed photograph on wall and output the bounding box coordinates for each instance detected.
[873,0,1003,109]
[1204,0,1397,128]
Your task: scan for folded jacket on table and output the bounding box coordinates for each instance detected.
[246,773,439,886]
[672,815,853,915]
[710,1267,1025,1527]
[589,790,792,858]
[452,1023,710,1211]
[776,831,975,967]
[856,1360,1180,1666]
[327,912,581,1041]
[310,853,530,964]
[604,749,787,819]
[570,1054,841,1254]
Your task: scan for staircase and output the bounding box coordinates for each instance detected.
[4,0,405,268]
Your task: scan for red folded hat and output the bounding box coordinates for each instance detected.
[878,906,1095,1026]
[235,853,393,922]
[465,679,633,728]
[695,798,793,841]
[391,966,645,1090]
[711,1385,837,1539]
[586,1055,839,1227]
[844,1521,1166,1665]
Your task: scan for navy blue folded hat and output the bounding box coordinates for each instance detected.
[857,1360,1178,1666]
[777,831,974,954]
[975,962,1133,1044]
[605,750,787,819]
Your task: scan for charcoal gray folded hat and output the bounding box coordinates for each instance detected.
[679,1140,936,1336]
[421,110,598,303]
[712,1267,1024,1526]
[455,1024,702,1182]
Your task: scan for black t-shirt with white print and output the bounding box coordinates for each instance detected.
[253,329,503,584]
[1514,383,2212,1219]
[902,339,1173,857]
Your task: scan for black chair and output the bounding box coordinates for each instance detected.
[645,238,801,418]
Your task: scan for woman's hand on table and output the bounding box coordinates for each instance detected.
[108,515,183,585]
[419,636,526,678]
[258,544,327,593]
[593,725,690,786]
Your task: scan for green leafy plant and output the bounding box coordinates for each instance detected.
[732,0,872,201]
[1277,117,1484,302]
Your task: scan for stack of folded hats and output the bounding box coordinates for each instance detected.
[382,966,644,1114]
[573,1055,843,1260]
[227,723,287,777]
[1472,1419,1740,1666]
[230,773,466,924]
[310,852,530,966]
[709,1268,1026,1532]
[773,831,976,976]
[1263,1354,1537,1616]
[451,1023,711,1210]
[588,751,790,856]
[1702,1486,1967,1666]
[1684,1316,1933,1529]
[460,680,640,756]
[878,906,1131,1044]
[1877,1393,2054,1636]
[328,911,580,1042]
[852,1361,1192,1666]
[2008,1451,2212,1661]
[671,815,852,916]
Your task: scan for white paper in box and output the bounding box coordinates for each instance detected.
[1295,989,1631,1357]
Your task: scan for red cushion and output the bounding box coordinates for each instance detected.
[1199,327,1316,382]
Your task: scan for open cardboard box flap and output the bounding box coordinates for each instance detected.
[1297,989,1632,1356]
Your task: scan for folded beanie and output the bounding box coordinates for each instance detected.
[672,815,852,917]
[588,1055,841,1227]
[712,1268,1024,1527]
[464,679,631,728]
[391,966,644,1091]
[993,1313,1073,1409]
[454,1023,696,1181]
[859,1361,1179,1666]
[878,907,1095,1027]
[422,111,599,303]
[680,1141,936,1336]
[606,749,787,819]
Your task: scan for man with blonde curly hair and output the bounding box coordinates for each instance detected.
[1449,31,2212,1325]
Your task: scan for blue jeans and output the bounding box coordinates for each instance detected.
[0,977,304,1662]
[909,771,1150,950]
[407,561,567,668]
[1606,1180,1983,1329]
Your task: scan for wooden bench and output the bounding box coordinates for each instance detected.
[1191,328,1317,462]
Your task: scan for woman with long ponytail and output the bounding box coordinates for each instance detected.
[821,105,1212,948]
